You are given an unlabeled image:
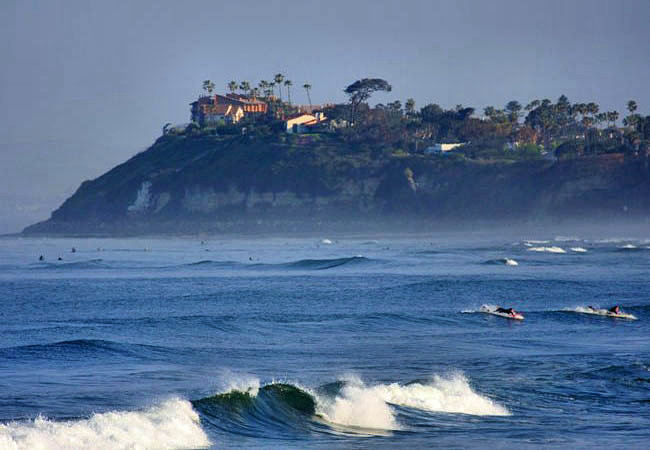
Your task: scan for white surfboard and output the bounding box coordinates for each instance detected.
[480,305,525,320]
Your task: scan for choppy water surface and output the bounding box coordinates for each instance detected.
[1,232,649,449]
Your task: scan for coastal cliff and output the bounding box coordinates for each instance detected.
[23,134,650,235]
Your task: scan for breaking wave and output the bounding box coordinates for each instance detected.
[0,398,210,450]
[194,373,509,435]
[315,373,509,430]
[570,247,588,253]
[527,246,566,254]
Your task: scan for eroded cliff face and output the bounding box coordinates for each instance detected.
[23,135,650,235]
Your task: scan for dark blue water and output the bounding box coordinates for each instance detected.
[1,233,649,449]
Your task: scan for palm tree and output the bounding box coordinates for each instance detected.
[284,80,293,104]
[274,73,285,101]
[269,81,276,99]
[624,100,639,129]
[525,99,541,111]
[202,80,215,95]
[505,100,522,123]
[228,81,238,94]
[251,87,260,99]
[627,100,637,114]
[586,102,599,115]
[483,106,496,121]
[303,83,312,107]
[258,80,268,97]
[405,98,415,116]
[239,81,251,96]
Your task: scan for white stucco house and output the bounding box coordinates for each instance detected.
[424,143,466,155]
[285,112,327,133]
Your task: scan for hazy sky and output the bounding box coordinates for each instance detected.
[1,0,649,233]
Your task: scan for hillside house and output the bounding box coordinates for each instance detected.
[206,104,244,125]
[191,93,267,126]
[285,112,327,134]
[424,143,466,155]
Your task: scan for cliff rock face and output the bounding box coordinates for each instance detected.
[23,135,650,235]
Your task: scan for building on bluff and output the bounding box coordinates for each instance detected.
[190,93,267,127]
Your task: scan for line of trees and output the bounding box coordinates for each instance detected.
[320,78,649,159]
[201,74,313,107]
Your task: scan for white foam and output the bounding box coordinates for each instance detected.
[317,378,398,430]
[524,239,550,244]
[0,398,210,450]
[570,247,588,253]
[555,236,579,242]
[571,306,595,313]
[504,258,518,266]
[619,244,637,249]
[316,373,509,430]
[321,239,333,245]
[219,372,261,397]
[527,246,566,254]
[376,374,510,416]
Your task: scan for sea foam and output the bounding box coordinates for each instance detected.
[527,246,566,254]
[316,373,509,430]
[0,398,210,450]
[485,258,519,266]
[220,373,261,397]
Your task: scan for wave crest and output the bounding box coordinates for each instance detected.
[527,246,566,254]
[316,373,509,430]
[285,256,370,270]
[194,373,509,434]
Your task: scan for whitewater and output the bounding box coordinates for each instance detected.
[0,233,649,448]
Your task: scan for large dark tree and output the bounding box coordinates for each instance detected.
[344,78,392,123]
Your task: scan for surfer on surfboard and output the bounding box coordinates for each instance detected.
[496,307,519,317]
[480,305,525,320]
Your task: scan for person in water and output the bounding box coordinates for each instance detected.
[608,305,621,314]
[496,307,517,316]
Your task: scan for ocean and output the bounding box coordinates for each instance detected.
[0,232,649,449]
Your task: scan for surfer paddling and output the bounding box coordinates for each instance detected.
[496,307,519,317]
[480,305,525,320]
[581,304,636,320]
